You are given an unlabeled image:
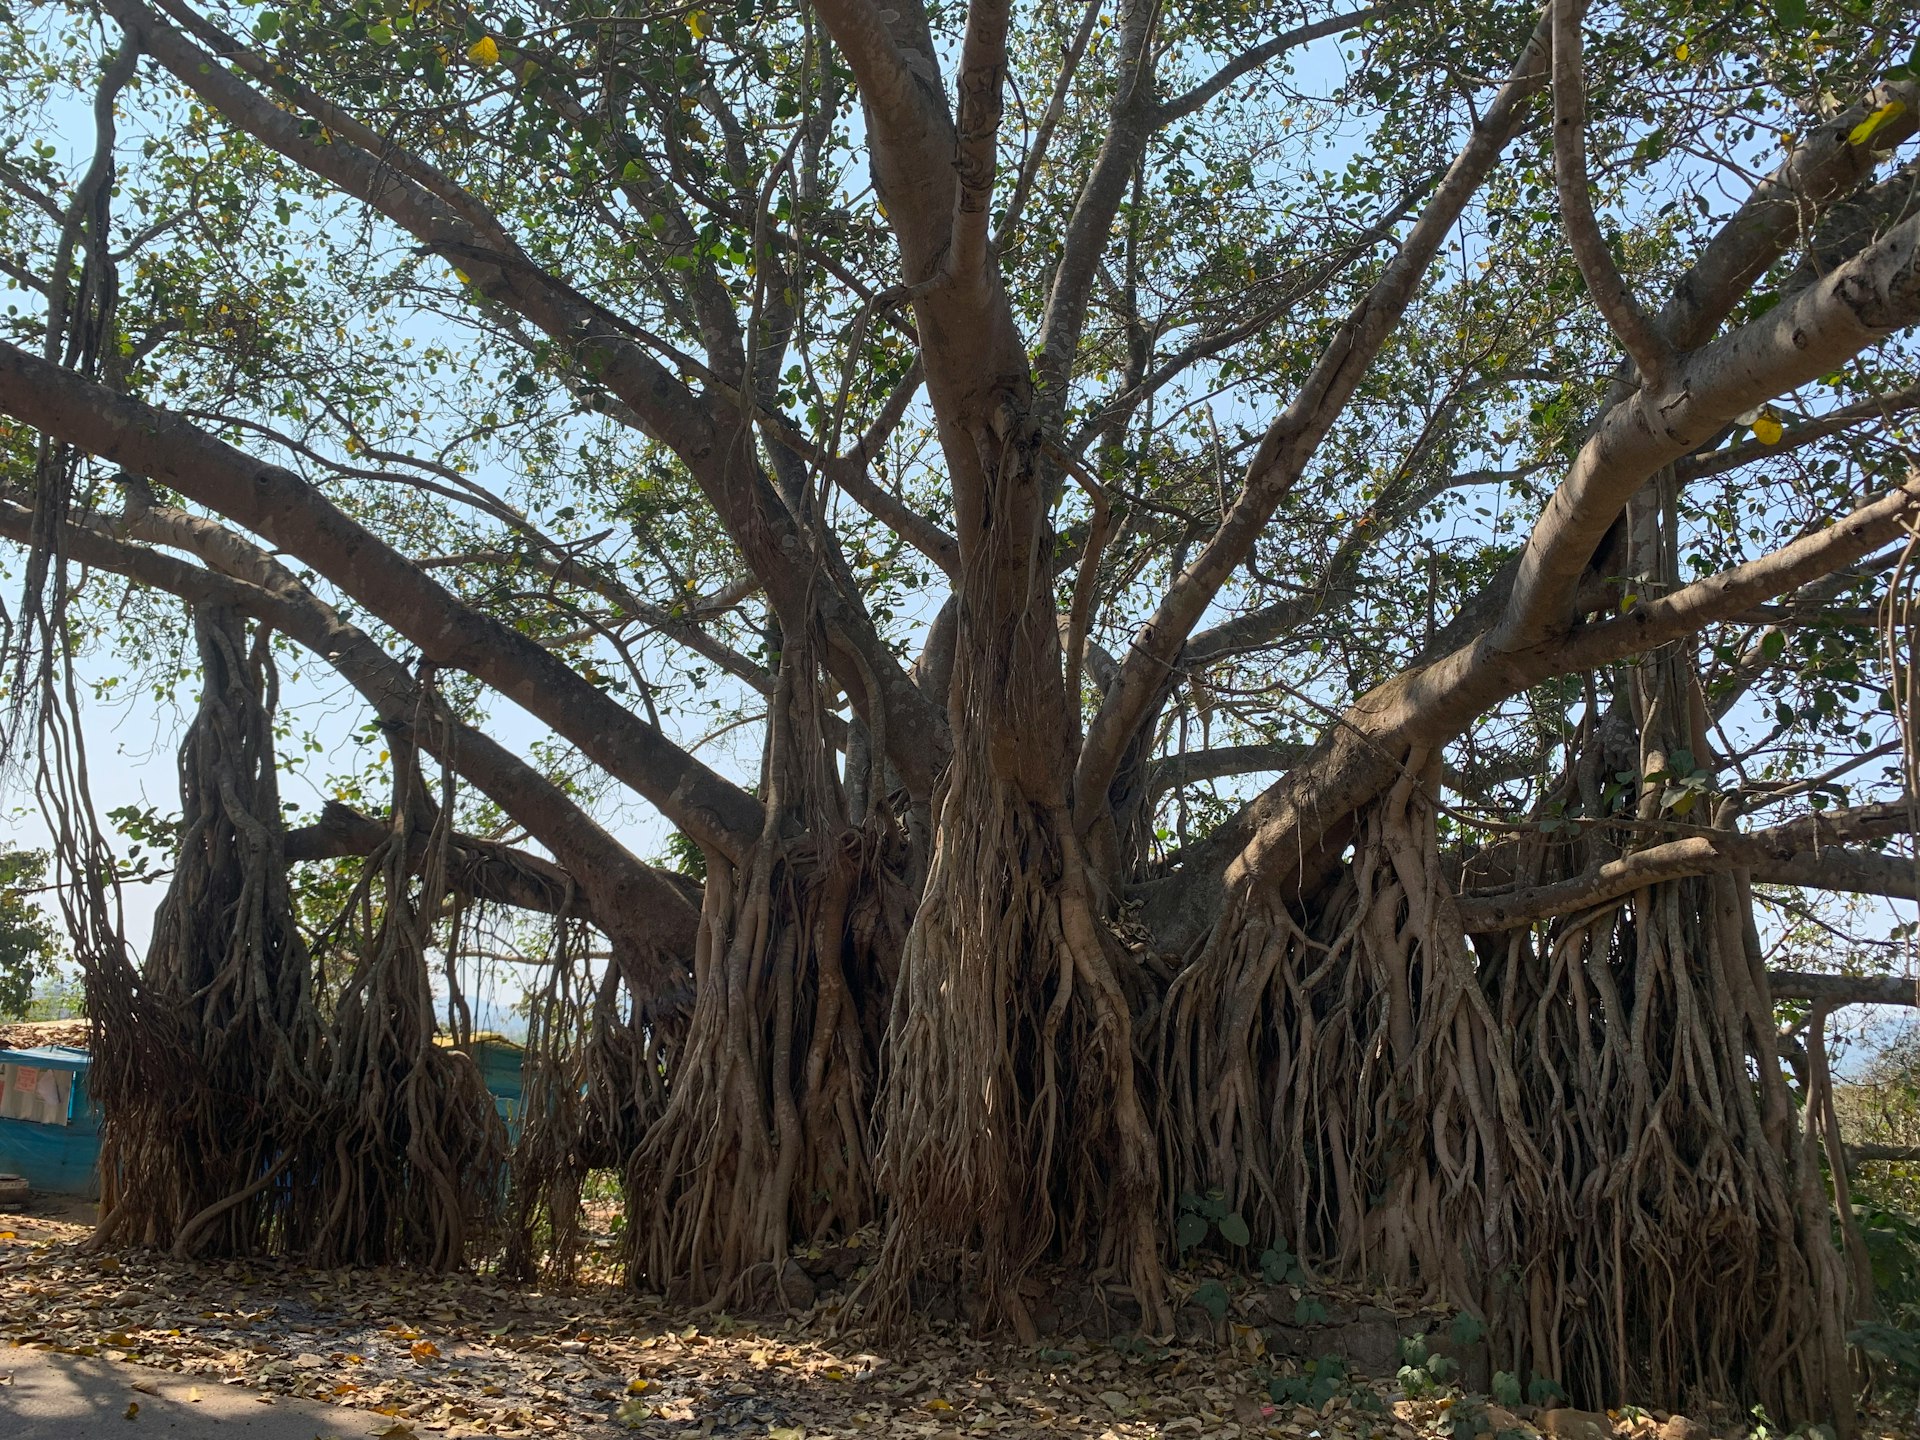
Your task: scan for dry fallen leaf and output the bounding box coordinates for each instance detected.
[409,1339,439,1361]
[614,1396,652,1427]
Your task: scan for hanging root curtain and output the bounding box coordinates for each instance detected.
[89,605,503,1267]
[90,604,323,1255]
[623,631,909,1308]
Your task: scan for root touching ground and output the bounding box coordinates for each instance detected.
[871,666,1168,1337]
[1159,750,1849,1421]
[90,613,502,1269]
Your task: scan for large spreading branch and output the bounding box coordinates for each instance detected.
[0,492,702,988]
[1156,88,1920,940]
[0,344,767,861]
[105,0,950,800]
[1151,460,1920,948]
[1072,11,1555,826]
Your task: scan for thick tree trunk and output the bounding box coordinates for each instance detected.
[626,637,909,1304]
[872,606,1168,1332]
[91,605,322,1255]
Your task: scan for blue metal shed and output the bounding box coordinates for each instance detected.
[0,1043,100,1198]
[0,1033,527,1198]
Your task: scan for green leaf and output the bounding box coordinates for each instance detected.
[1492,1371,1523,1407]
[1448,1311,1485,1347]
[1193,1280,1229,1320]
[1528,1376,1567,1406]
[1258,1247,1290,1284]
[253,10,281,39]
[1305,1368,1342,1407]
[1217,1212,1251,1247]
[1175,1212,1208,1252]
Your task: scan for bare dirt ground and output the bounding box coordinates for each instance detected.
[0,1200,1908,1439]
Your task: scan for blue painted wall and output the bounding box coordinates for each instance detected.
[0,1046,100,1199]
[0,1039,528,1197]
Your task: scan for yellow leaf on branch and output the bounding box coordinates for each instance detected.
[1848,99,1907,149]
[467,34,500,66]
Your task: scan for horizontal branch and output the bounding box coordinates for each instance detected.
[1458,832,1915,930]
[1770,972,1920,1008]
[1847,1144,1920,1164]
[0,343,767,862]
[1147,743,1311,798]
[286,800,614,921]
[0,492,702,993]
[1558,472,1920,671]
[1676,379,1920,484]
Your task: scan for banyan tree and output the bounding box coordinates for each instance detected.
[0,0,1918,1425]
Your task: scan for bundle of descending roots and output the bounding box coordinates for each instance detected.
[1157,756,1540,1305]
[502,917,644,1281]
[625,632,910,1306]
[1157,658,1852,1423]
[1463,497,1856,1424]
[94,618,502,1268]
[869,608,1168,1340]
[304,718,507,1271]
[90,605,323,1257]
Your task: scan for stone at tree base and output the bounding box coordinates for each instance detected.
[1657,1417,1707,1440]
[0,1174,29,1210]
[1540,1407,1614,1440]
[779,1259,816,1310]
[1256,1295,1414,1376]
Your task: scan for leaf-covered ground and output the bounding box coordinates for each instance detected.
[0,1204,1907,1439]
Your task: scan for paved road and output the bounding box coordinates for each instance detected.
[0,1347,398,1438]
